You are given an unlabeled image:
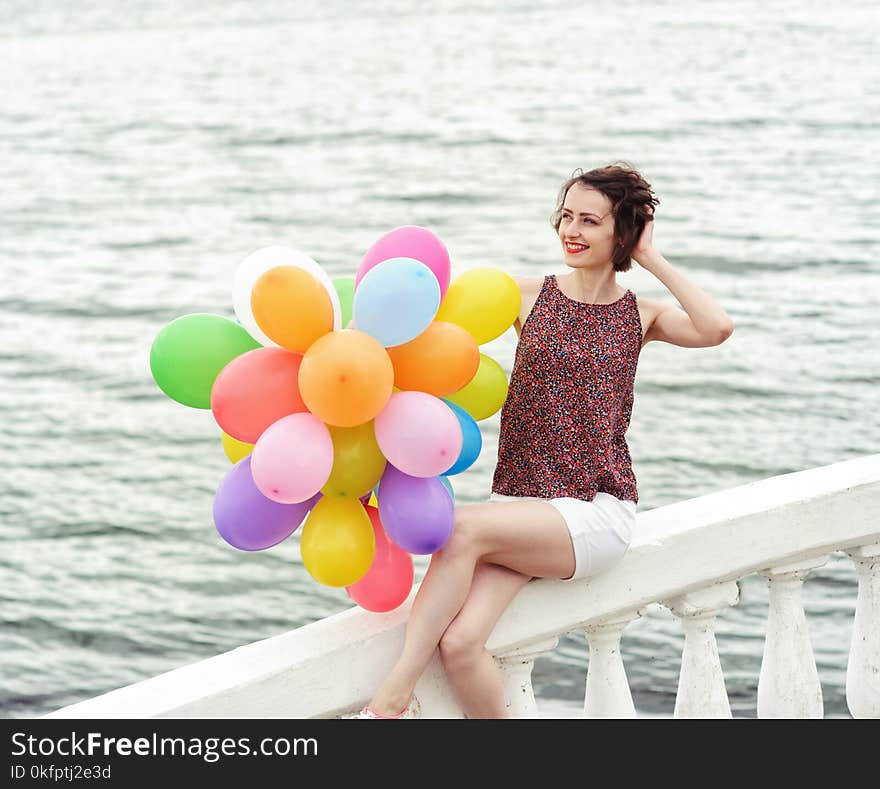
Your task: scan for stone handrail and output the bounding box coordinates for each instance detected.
[46,454,880,719]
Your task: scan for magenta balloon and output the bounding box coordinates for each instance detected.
[378,464,455,554]
[213,457,315,551]
[374,391,462,477]
[356,226,451,299]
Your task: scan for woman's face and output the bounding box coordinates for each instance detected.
[557,184,617,269]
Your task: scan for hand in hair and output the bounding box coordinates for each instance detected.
[632,203,656,266]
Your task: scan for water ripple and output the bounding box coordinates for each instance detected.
[1,0,875,720]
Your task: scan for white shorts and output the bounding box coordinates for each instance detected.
[489,492,637,581]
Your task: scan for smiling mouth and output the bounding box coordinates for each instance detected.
[565,242,589,253]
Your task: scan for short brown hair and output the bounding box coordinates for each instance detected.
[552,162,659,272]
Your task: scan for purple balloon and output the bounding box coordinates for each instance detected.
[378,464,455,554]
[213,456,316,551]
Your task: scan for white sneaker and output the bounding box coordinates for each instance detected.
[355,695,421,719]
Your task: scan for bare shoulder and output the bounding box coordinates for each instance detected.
[512,275,545,336]
[633,293,663,316]
[513,275,544,295]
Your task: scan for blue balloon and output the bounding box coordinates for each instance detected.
[352,257,441,347]
[440,399,482,475]
[439,474,455,503]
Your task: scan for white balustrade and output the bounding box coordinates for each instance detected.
[845,542,880,718]
[664,580,740,718]
[496,637,559,718]
[42,455,880,720]
[757,555,828,718]
[582,609,643,718]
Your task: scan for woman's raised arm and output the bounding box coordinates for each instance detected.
[634,211,734,348]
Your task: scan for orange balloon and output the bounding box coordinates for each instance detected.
[251,266,334,352]
[386,321,480,397]
[299,329,394,427]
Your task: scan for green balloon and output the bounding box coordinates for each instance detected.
[150,314,261,409]
[444,353,509,421]
[333,276,355,328]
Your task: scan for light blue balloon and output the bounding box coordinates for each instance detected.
[441,399,482,475]
[439,474,455,503]
[352,257,441,347]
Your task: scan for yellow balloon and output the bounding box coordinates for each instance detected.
[221,431,253,463]
[445,353,509,421]
[321,422,387,498]
[300,498,375,587]
[435,268,521,344]
[368,492,378,507]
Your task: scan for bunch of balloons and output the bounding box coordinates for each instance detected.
[150,226,521,612]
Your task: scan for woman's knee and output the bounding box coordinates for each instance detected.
[435,509,481,561]
[439,620,485,669]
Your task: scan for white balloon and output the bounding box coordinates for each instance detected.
[232,246,342,346]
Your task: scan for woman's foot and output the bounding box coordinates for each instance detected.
[356,695,421,719]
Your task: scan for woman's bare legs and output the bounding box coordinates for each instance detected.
[438,562,532,718]
[366,525,482,715]
[367,500,574,716]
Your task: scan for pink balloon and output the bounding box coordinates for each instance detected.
[374,391,462,478]
[346,506,414,612]
[356,226,451,299]
[251,413,333,504]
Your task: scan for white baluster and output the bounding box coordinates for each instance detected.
[582,608,644,718]
[664,581,740,718]
[757,555,828,718]
[495,636,559,718]
[845,543,880,718]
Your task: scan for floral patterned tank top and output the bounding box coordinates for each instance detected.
[491,274,641,503]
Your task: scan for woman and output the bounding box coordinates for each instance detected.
[357,163,734,719]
